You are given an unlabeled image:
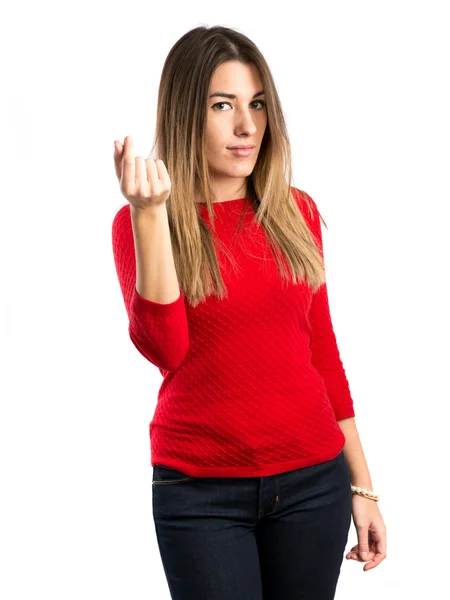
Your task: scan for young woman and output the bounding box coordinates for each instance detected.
[112,24,386,600]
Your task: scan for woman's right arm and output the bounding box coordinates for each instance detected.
[131,204,181,305]
[111,137,189,371]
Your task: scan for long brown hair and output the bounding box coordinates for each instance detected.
[148,25,327,308]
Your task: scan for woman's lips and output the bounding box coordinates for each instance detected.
[228,147,254,157]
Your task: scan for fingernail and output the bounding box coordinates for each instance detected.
[362,552,368,558]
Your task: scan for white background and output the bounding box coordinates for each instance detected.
[1,1,448,598]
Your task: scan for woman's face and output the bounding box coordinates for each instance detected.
[205,60,268,201]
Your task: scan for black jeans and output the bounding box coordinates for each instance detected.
[152,449,352,600]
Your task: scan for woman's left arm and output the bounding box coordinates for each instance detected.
[299,190,387,571]
[337,416,373,488]
[339,416,387,571]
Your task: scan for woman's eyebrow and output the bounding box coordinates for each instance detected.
[208,90,265,100]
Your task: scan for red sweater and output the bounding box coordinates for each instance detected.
[111,188,355,477]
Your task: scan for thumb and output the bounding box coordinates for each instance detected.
[357,530,370,560]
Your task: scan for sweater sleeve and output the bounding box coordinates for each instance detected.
[111,204,189,371]
[302,192,355,421]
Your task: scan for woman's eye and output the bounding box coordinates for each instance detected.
[212,100,266,111]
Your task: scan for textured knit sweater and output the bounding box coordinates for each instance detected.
[111,187,355,478]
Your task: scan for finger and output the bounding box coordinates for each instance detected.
[347,551,375,561]
[113,141,124,180]
[135,157,149,190]
[357,530,371,561]
[377,531,387,555]
[121,136,135,191]
[346,544,375,560]
[364,552,386,571]
[364,559,378,571]
[347,547,372,559]
[145,158,159,186]
[155,158,171,188]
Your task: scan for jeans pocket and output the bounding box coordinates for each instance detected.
[152,464,197,485]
